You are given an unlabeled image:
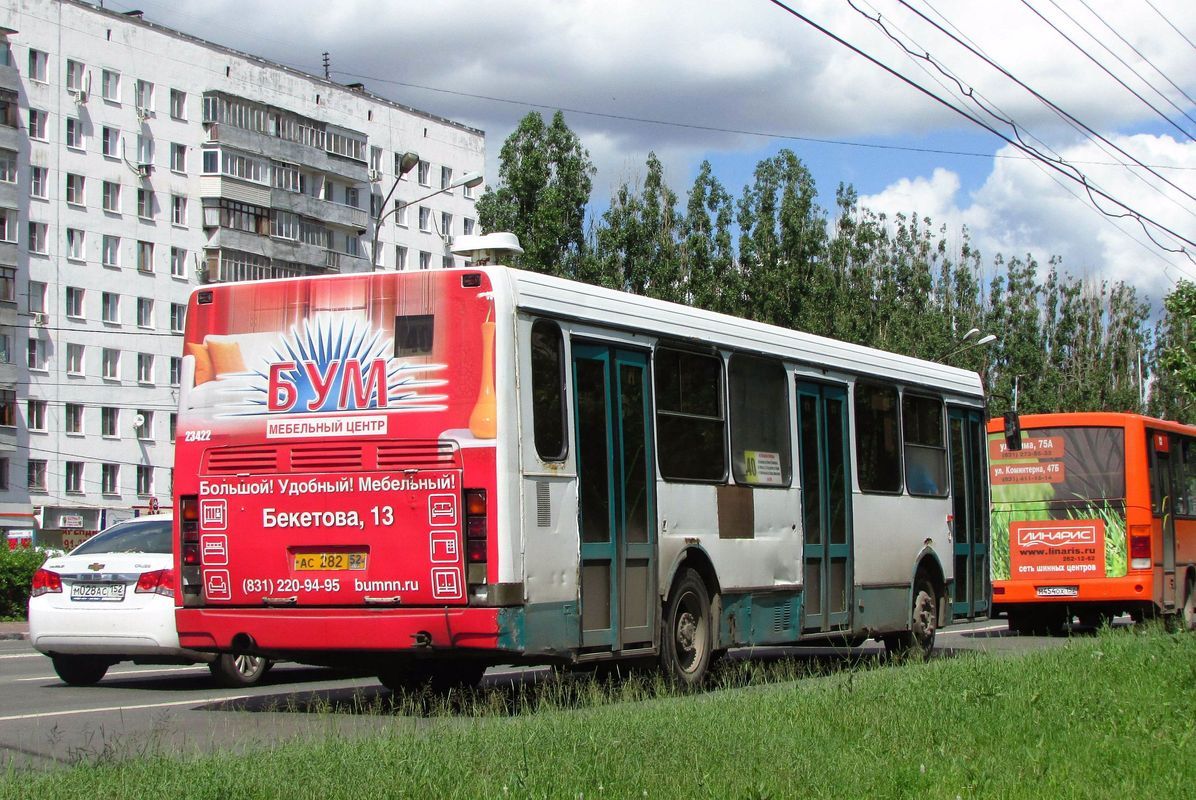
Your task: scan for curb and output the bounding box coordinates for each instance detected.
[0,631,29,641]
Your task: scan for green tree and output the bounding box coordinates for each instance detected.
[682,161,739,315]
[1150,279,1196,422]
[474,111,595,276]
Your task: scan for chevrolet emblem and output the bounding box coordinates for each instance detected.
[88,563,104,571]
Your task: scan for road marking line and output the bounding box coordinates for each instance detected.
[16,665,208,682]
[941,623,1008,635]
[0,695,251,723]
[0,653,42,660]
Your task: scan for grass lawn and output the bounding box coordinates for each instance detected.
[2,626,1193,798]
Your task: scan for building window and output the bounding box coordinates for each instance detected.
[418,206,431,232]
[30,166,47,199]
[654,348,727,482]
[66,228,85,260]
[134,79,154,112]
[169,413,177,443]
[135,135,153,168]
[463,218,475,236]
[272,160,301,192]
[65,403,84,434]
[270,210,298,241]
[728,355,791,486]
[0,149,14,183]
[136,410,152,440]
[902,394,948,496]
[205,199,269,235]
[66,173,85,206]
[0,209,13,243]
[137,188,154,219]
[28,281,47,313]
[27,338,47,371]
[102,126,119,157]
[101,292,119,324]
[101,69,120,102]
[0,333,9,365]
[463,179,477,200]
[137,352,154,383]
[854,382,902,493]
[65,59,85,91]
[169,88,186,120]
[103,235,121,267]
[136,465,153,496]
[102,180,121,213]
[169,356,181,386]
[394,201,408,228]
[395,245,407,271]
[442,255,453,269]
[28,460,47,492]
[417,160,430,186]
[28,109,47,140]
[170,303,186,333]
[101,406,118,437]
[65,286,84,318]
[137,241,154,272]
[0,390,14,426]
[440,166,453,191]
[170,143,186,173]
[65,117,85,149]
[344,186,359,208]
[0,458,6,490]
[28,222,47,254]
[0,266,13,302]
[171,195,187,226]
[26,399,47,431]
[65,462,83,494]
[28,49,48,82]
[102,463,119,495]
[66,343,84,375]
[419,251,431,270]
[170,247,186,278]
[102,348,120,380]
[441,212,452,236]
[137,297,153,328]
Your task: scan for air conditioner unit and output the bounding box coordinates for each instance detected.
[70,88,88,105]
[136,163,154,178]
[367,169,382,183]
[133,414,146,429]
[32,312,49,327]
[135,106,153,121]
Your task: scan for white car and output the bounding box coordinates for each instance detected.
[29,514,269,687]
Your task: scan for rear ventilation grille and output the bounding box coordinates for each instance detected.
[773,603,792,634]
[205,447,278,474]
[290,445,363,471]
[536,481,551,527]
[377,441,459,470]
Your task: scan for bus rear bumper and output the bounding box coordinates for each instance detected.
[176,607,511,655]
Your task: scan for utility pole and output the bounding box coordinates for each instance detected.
[322,52,330,79]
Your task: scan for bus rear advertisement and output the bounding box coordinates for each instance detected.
[175,248,989,689]
[989,412,1196,633]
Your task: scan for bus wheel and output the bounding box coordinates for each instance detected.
[660,569,712,688]
[210,653,270,687]
[1182,573,1196,632]
[52,655,110,686]
[884,579,938,659]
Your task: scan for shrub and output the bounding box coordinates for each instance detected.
[0,546,49,620]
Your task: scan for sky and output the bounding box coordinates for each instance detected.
[102,0,1196,307]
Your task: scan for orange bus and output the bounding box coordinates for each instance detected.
[989,412,1196,634]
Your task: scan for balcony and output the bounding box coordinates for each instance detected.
[271,188,368,231]
[205,122,368,184]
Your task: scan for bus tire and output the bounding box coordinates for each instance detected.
[210,653,270,687]
[660,568,712,688]
[884,578,938,659]
[1183,573,1196,633]
[52,655,110,686]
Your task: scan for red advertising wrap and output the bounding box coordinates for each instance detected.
[176,270,497,609]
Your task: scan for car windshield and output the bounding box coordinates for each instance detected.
[70,518,173,555]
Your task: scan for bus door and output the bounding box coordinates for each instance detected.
[572,344,656,652]
[796,381,853,632]
[1150,432,1177,609]
[948,407,989,619]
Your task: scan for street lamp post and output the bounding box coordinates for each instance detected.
[370,166,484,270]
[937,329,997,362]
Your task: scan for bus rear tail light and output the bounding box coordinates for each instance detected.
[1130,525,1152,570]
[179,494,203,604]
[180,495,200,543]
[136,569,176,598]
[31,568,62,597]
[465,489,487,569]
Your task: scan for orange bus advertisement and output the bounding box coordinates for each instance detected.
[1009,519,1106,578]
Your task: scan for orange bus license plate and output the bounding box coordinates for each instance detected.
[293,552,367,571]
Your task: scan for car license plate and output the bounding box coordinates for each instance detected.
[293,552,367,571]
[70,583,126,602]
[1036,585,1078,597]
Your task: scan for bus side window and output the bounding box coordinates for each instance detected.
[654,348,726,482]
[728,354,791,487]
[902,394,948,497]
[854,382,902,493]
[530,320,566,461]
[1178,438,1195,517]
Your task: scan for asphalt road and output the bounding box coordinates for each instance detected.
[0,617,1092,772]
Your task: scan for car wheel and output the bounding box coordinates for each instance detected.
[210,653,269,687]
[1183,573,1196,633]
[659,568,713,689]
[52,655,110,686]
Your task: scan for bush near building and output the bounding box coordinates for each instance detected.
[0,546,47,620]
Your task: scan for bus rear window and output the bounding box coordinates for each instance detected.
[394,314,434,356]
[990,426,1125,504]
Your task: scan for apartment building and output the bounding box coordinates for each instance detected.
[0,0,485,546]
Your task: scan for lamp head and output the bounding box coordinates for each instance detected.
[397,151,420,176]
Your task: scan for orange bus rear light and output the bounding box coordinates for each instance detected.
[180,495,199,522]
[992,585,1005,595]
[465,489,487,517]
[182,543,201,566]
[1130,525,1151,570]
[467,539,487,563]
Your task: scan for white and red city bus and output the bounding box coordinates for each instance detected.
[174,235,988,689]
